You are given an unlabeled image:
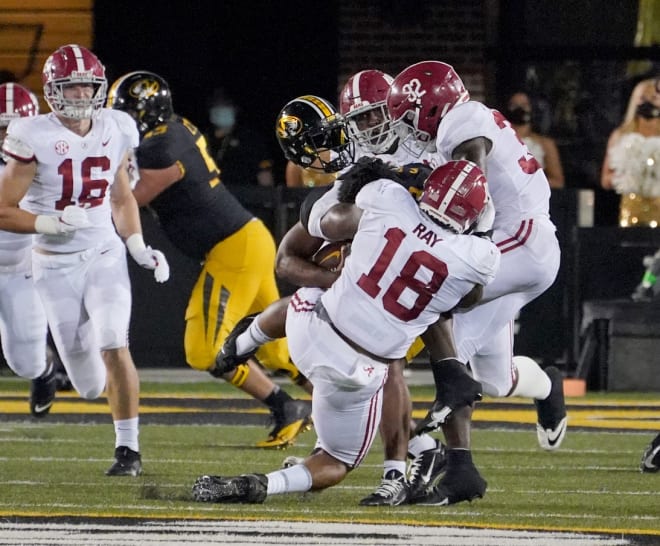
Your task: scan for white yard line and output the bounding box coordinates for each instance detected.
[0,520,636,546]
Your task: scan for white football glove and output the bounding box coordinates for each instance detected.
[34,205,92,235]
[125,233,170,283]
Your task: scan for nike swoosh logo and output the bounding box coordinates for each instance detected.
[33,402,53,413]
[102,137,111,146]
[546,418,567,447]
[24,273,32,279]
[420,454,437,484]
[429,405,452,425]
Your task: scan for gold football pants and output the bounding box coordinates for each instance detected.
[184,219,296,379]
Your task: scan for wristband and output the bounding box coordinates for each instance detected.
[34,215,59,235]
[125,233,147,256]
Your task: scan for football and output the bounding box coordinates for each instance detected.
[312,241,350,271]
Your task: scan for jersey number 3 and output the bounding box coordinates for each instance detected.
[55,157,110,210]
[357,227,448,321]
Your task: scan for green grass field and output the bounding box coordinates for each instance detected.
[0,376,658,542]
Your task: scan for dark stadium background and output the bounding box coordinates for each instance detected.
[94,2,338,183]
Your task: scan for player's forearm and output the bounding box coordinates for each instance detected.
[275,254,338,289]
[0,206,39,233]
[111,197,143,241]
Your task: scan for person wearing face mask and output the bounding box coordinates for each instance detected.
[205,89,275,187]
[505,92,565,189]
[601,78,660,228]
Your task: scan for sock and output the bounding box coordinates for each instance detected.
[263,385,293,412]
[383,459,406,478]
[235,318,275,355]
[446,448,472,467]
[114,417,139,452]
[510,356,552,399]
[266,464,313,495]
[407,434,437,458]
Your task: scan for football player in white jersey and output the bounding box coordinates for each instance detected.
[0,82,59,417]
[387,60,567,451]
[274,88,446,506]
[0,44,169,476]
[192,159,500,506]
[337,71,448,505]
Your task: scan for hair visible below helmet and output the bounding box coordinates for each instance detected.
[107,71,173,136]
[419,160,487,234]
[339,69,397,154]
[275,95,354,173]
[387,61,469,156]
[0,83,39,127]
[42,44,107,120]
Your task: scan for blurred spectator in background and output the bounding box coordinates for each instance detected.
[205,89,274,187]
[601,78,660,227]
[505,91,565,189]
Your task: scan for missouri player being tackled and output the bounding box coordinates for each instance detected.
[107,72,312,448]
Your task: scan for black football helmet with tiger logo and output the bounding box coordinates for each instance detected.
[275,95,354,173]
[107,71,173,136]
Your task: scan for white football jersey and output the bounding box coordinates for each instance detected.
[3,109,138,252]
[0,161,32,268]
[307,145,433,239]
[321,180,500,358]
[431,101,551,228]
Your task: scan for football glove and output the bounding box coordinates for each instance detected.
[35,205,92,235]
[126,233,170,283]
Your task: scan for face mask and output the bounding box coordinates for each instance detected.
[505,106,532,125]
[210,106,236,129]
[636,101,660,120]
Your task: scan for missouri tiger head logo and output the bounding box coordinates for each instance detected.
[129,78,161,100]
[277,115,302,139]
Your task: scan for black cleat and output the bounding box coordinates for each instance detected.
[29,364,57,418]
[105,446,142,477]
[413,462,486,506]
[535,366,568,451]
[192,474,268,503]
[408,440,447,502]
[359,469,409,506]
[640,433,660,473]
[257,399,312,448]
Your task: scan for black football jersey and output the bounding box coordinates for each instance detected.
[136,115,253,259]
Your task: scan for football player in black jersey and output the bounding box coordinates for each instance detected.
[107,71,312,448]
